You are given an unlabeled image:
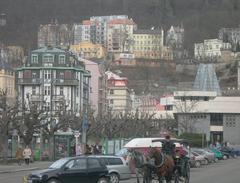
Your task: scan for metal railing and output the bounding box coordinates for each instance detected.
[18,78,41,85]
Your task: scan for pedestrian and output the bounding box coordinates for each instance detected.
[16,145,23,166]
[23,145,32,165]
[84,144,92,155]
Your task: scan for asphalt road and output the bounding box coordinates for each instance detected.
[0,158,240,183]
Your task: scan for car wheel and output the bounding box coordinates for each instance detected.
[204,159,208,165]
[47,178,59,183]
[195,161,201,168]
[97,177,109,183]
[110,173,119,183]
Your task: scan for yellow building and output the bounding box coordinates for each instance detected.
[132,29,164,59]
[0,61,15,104]
[70,41,106,59]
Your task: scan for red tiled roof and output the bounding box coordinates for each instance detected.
[108,19,136,26]
[82,20,93,25]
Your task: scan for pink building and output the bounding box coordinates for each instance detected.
[81,58,106,114]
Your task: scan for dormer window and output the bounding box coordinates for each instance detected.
[59,55,65,64]
[31,54,38,63]
[43,54,54,62]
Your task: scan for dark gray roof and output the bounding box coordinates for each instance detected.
[32,46,66,53]
[133,29,163,35]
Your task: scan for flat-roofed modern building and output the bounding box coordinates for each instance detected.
[174,91,240,145]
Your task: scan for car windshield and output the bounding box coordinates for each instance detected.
[115,148,128,156]
[49,158,69,169]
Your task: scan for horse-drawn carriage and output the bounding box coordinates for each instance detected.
[125,138,191,183]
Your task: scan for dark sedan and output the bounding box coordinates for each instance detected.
[27,156,110,183]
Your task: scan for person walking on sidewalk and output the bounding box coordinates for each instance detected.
[23,146,32,165]
[16,146,23,166]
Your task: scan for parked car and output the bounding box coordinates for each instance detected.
[191,151,207,167]
[192,148,215,163]
[96,155,131,183]
[220,146,238,158]
[208,148,224,160]
[27,156,110,183]
[186,151,197,168]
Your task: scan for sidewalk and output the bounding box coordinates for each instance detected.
[0,161,52,174]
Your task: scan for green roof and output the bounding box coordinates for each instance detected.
[32,47,66,53]
[16,66,85,72]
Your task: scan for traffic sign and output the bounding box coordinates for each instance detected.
[74,131,80,138]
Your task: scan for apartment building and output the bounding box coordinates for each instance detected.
[16,46,90,114]
[132,29,164,59]
[105,71,132,113]
[70,41,106,59]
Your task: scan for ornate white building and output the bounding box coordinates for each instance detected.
[16,47,90,115]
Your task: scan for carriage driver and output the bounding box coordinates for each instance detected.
[162,134,175,156]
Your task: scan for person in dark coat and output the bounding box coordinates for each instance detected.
[162,135,175,156]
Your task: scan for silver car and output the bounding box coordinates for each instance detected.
[97,155,131,183]
[193,148,215,163]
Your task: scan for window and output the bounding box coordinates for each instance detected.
[32,72,37,78]
[60,86,63,95]
[110,99,113,104]
[105,158,123,165]
[65,159,87,170]
[44,70,51,79]
[32,54,38,63]
[44,102,50,111]
[43,55,54,62]
[88,158,101,169]
[210,113,223,126]
[110,89,114,94]
[32,86,36,95]
[59,72,64,79]
[44,86,51,95]
[76,86,79,97]
[59,55,65,64]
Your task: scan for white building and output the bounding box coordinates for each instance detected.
[16,47,91,117]
[107,18,137,53]
[105,71,132,113]
[194,39,232,60]
[174,91,240,145]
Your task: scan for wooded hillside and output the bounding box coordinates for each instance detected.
[0,0,240,51]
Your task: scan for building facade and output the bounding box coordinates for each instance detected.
[70,41,106,59]
[38,22,73,48]
[16,47,90,115]
[219,26,240,50]
[79,58,107,115]
[132,29,164,59]
[174,91,240,145]
[0,52,15,103]
[166,26,184,49]
[105,71,132,113]
[107,18,137,53]
[194,39,232,60]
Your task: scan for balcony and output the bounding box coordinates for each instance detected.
[18,78,41,85]
[31,95,42,102]
[52,95,65,101]
[54,79,79,86]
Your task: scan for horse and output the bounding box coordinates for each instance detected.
[148,147,175,183]
[126,149,152,183]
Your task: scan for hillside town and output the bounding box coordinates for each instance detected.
[1,11,240,182]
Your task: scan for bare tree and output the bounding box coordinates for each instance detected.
[174,97,199,133]
[0,89,18,163]
[42,100,81,160]
[14,96,48,147]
